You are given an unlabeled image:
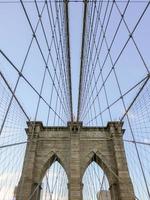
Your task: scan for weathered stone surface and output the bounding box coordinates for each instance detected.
[16,121,135,200]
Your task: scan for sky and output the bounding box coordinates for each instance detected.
[69,2,83,115]
[0,1,150,121]
[0,0,150,200]
[0,1,84,120]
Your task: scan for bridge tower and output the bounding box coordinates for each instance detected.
[16,121,135,200]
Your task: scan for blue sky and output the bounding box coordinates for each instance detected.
[0,1,150,122]
[0,1,150,200]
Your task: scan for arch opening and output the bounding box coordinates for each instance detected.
[82,161,111,200]
[40,160,68,200]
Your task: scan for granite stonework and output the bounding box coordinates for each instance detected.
[16,121,135,200]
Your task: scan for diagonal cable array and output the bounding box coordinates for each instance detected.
[0,0,72,199]
[77,0,150,200]
[77,0,150,125]
[0,76,27,200]
[78,0,150,199]
[0,0,150,200]
[0,0,73,127]
[123,82,150,200]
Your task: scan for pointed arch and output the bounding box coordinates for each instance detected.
[37,151,69,183]
[82,160,111,200]
[81,151,117,187]
[40,159,69,200]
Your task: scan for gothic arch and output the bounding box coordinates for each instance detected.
[40,157,69,200]
[81,151,117,187]
[82,159,111,200]
[40,152,68,179]
[16,121,135,200]
[34,151,69,184]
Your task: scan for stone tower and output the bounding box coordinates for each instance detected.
[16,121,135,200]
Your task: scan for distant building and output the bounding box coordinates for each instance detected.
[97,190,111,200]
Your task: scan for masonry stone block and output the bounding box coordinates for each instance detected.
[16,121,135,200]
